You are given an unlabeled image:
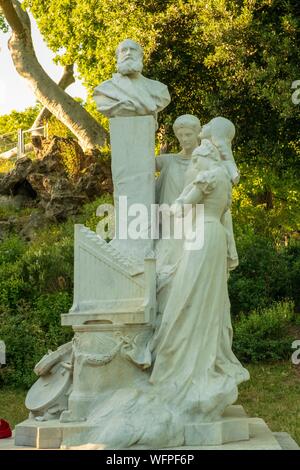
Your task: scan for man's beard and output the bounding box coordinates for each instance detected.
[117,57,143,75]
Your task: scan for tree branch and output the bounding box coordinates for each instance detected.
[31,64,76,134]
[58,64,75,90]
[0,0,27,36]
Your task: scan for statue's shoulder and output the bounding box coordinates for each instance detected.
[142,76,169,92]
[93,74,122,94]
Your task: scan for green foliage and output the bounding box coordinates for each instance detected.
[233,301,296,362]
[80,193,113,232]
[0,201,34,220]
[0,13,8,32]
[0,235,26,265]
[47,114,75,140]
[280,242,300,312]
[0,105,40,136]
[0,159,14,174]
[0,105,40,155]
[23,0,300,173]
[21,240,74,296]
[0,230,74,386]
[232,164,300,243]
[228,161,300,315]
[229,234,300,315]
[0,262,28,310]
[0,292,73,388]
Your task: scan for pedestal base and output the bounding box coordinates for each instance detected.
[3,427,299,450]
[15,405,253,449]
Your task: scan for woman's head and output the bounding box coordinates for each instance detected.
[199,117,235,159]
[199,116,236,168]
[211,117,235,142]
[199,117,235,143]
[192,139,221,170]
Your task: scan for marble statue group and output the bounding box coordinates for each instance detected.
[15,39,251,449]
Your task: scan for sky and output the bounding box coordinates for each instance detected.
[0,14,87,116]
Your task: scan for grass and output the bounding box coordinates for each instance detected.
[0,361,299,445]
[0,387,27,427]
[237,361,300,445]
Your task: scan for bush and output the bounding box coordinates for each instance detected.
[32,292,73,346]
[0,292,73,388]
[280,242,300,313]
[233,301,296,362]
[0,229,74,386]
[79,193,113,233]
[0,235,26,265]
[229,234,300,316]
[0,263,29,309]
[20,238,74,296]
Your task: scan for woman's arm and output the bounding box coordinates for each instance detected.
[179,184,203,205]
[171,183,203,218]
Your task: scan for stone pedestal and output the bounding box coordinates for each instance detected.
[110,116,156,259]
[15,405,253,449]
[59,323,153,423]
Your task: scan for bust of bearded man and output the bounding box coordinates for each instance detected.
[93,39,171,119]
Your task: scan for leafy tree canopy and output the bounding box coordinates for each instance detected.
[0,105,40,136]
[0,11,8,32]
[8,0,299,173]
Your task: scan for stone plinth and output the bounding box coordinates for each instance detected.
[59,323,153,423]
[15,405,253,449]
[110,116,156,259]
[14,406,299,450]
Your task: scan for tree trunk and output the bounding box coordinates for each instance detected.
[31,64,75,137]
[0,0,106,153]
[264,189,274,210]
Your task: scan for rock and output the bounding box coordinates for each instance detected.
[75,161,112,200]
[45,177,87,221]
[0,157,33,195]
[0,137,112,224]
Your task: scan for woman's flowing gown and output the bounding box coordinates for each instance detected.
[150,165,249,419]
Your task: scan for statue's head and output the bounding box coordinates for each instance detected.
[116,39,143,76]
[200,117,235,143]
[192,139,221,170]
[173,114,201,155]
[199,116,237,182]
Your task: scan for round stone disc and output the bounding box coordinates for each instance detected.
[25,365,72,412]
